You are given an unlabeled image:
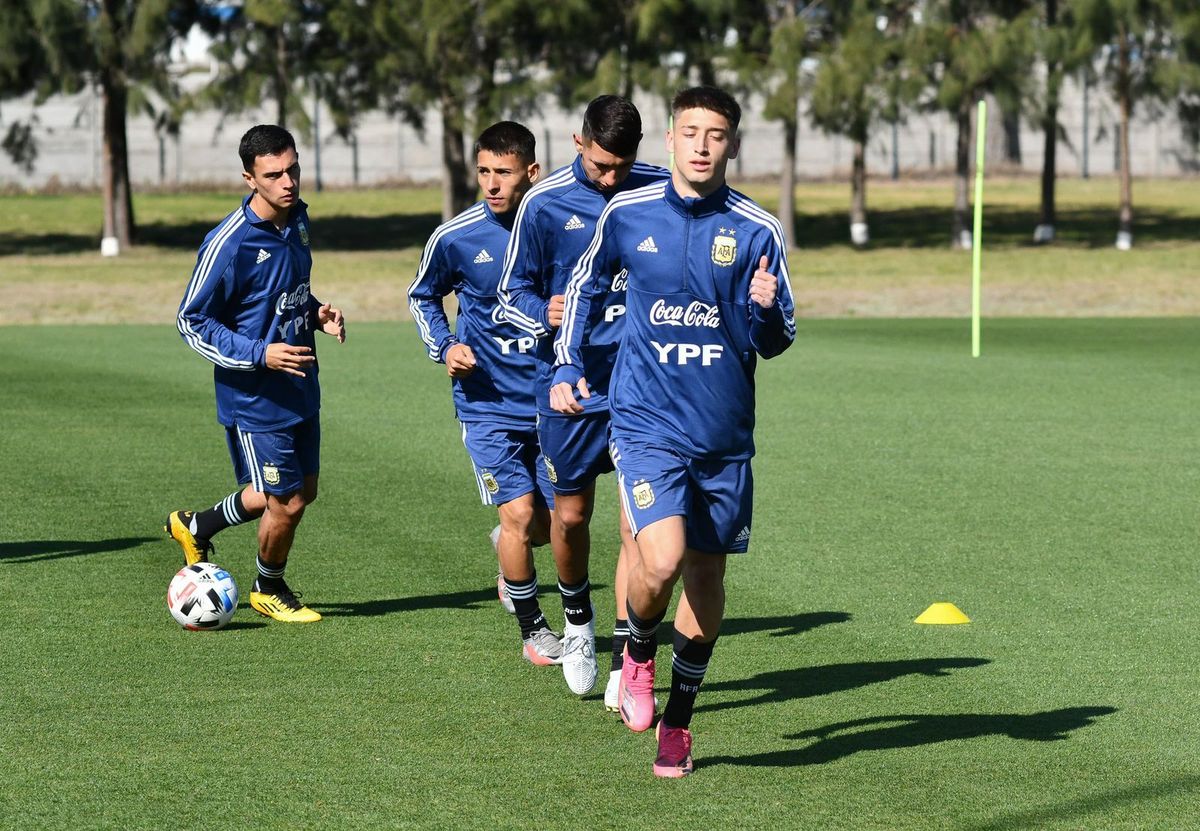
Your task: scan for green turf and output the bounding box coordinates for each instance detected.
[2,320,1198,829]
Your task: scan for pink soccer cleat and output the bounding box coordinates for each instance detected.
[618,646,656,732]
[653,722,694,778]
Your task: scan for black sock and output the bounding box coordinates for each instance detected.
[559,576,593,627]
[191,490,254,541]
[505,573,547,639]
[625,601,665,664]
[254,555,286,592]
[611,618,629,671]
[662,628,717,729]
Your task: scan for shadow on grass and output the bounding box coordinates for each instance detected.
[217,618,269,631]
[316,582,592,617]
[695,657,990,715]
[798,205,1196,249]
[703,706,1117,769]
[0,537,156,564]
[0,212,443,255]
[4,203,1194,256]
[967,774,1200,831]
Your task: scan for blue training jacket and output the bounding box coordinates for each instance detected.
[408,201,539,427]
[497,155,669,417]
[178,195,322,432]
[554,180,796,461]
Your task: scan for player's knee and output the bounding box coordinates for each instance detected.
[499,499,536,541]
[555,502,589,531]
[272,492,308,523]
[642,556,683,593]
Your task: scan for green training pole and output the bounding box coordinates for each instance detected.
[972,99,987,358]
[668,114,675,171]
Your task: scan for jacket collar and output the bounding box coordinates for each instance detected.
[664,179,729,218]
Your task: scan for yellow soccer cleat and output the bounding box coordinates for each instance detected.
[250,582,322,623]
[164,510,210,566]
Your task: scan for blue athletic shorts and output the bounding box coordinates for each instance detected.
[461,421,555,508]
[226,416,320,496]
[537,411,614,495]
[610,432,754,554]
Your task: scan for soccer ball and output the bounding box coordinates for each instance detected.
[167,563,238,630]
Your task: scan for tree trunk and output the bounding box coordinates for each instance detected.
[274,24,288,127]
[100,72,135,249]
[1115,26,1133,249]
[778,111,797,249]
[440,91,473,221]
[952,98,972,249]
[850,137,868,247]
[1037,0,1060,243]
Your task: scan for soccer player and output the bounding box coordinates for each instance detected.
[498,96,669,698]
[408,122,563,665]
[169,124,346,624]
[551,86,795,776]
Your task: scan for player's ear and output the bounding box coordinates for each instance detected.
[242,169,256,192]
[527,161,541,184]
[728,134,741,160]
[572,133,584,155]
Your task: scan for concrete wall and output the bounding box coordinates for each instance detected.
[2,73,1196,190]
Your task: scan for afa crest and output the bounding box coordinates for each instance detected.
[481,471,500,495]
[711,234,736,267]
[298,222,310,246]
[543,456,558,484]
[632,480,655,510]
[262,464,281,486]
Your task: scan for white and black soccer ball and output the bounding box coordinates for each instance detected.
[167,563,238,630]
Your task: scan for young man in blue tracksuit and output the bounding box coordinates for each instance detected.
[408,122,564,665]
[552,87,796,776]
[498,96,670,698]
[169,124,346,624]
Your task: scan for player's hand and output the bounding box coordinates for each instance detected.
[749,255,778,309]
[547,294,565,328]
[265,343,315,378]
[549,365,589,414]
[317,302,346,342]
[445,343,477,378]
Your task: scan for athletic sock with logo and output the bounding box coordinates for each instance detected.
[253,555,286,593]
[625,602,665,664]
[190,490,254,542]
[611,618,629,671]
[661,628,717,729]
[559,576,593,626]
[505,573,547,638]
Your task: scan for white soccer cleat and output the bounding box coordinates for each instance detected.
[604,669,621,712]
[490,525,515,615]
[561,618,598,695]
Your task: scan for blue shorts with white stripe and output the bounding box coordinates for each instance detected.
[226,416,320,496]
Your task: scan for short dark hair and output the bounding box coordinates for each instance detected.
[580,95,642,158]
[239,124,297,172]
[474,121,536,164]
[671,86,741,134]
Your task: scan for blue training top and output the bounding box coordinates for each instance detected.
[497,155,669,417]
[177,195,322,432]
[408,201,540,427]
[554,180,796,461]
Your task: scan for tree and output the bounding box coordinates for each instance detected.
[1074,0,1200,248]
[809,0,918,246]
[200,1,329,134]
[5,1,198,252]
[912,0,1035,248]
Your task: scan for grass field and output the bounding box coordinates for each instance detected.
[1,177,1197,323]
[2,319,1198,829]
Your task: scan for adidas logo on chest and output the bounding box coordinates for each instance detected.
[255,248,272,264]
[637,236,658,253]
[564,215,585,231]
[474,249,494,264]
